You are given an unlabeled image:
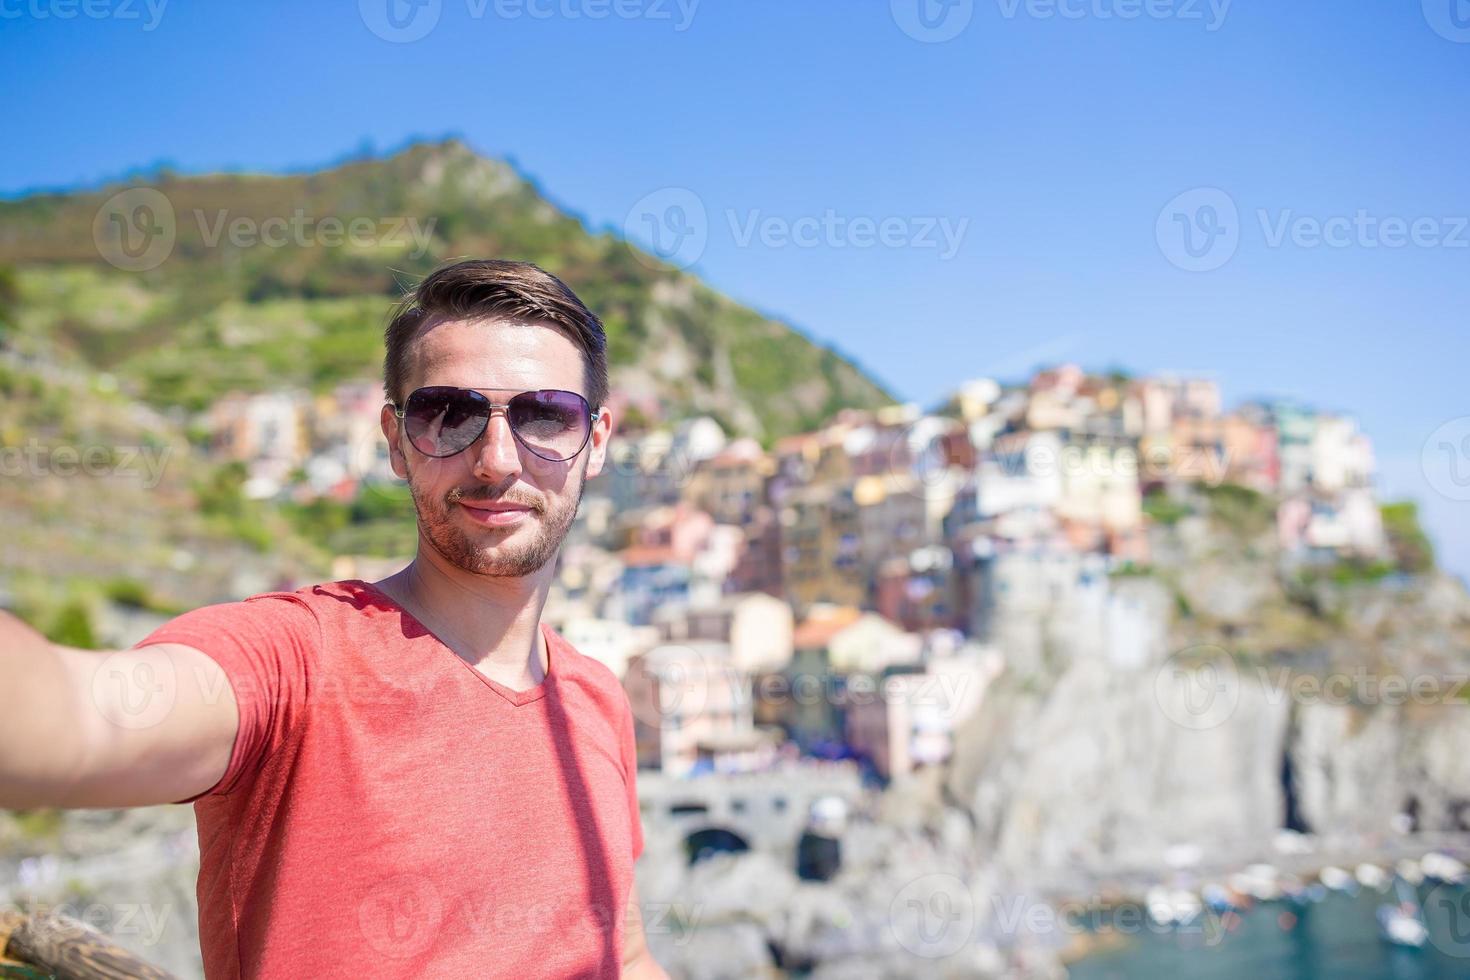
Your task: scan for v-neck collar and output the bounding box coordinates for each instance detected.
[352,579,555,707]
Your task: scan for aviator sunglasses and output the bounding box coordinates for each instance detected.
[392,386,601,462]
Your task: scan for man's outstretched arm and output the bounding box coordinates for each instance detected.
[621,882,670,980]
[0,610,239,809]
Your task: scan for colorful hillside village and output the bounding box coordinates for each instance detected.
[203,365,1386,783]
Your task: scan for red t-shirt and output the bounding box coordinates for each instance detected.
[135,579,644,979]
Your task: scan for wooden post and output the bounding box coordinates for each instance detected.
[1,910,175,980]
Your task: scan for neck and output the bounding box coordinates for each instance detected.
[375,547,552,687]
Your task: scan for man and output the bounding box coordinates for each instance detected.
[0,259,667,979]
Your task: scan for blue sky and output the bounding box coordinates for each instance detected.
[2,0,1466,578]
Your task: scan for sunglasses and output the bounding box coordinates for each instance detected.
[392,386,601,462]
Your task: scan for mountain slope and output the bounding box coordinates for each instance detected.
[0,139,894,438]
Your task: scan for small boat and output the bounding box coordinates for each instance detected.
[1396,858,1425,886]
[1319,866,1356,892]
[1146,886,1175,925]
[1202,882,1237,912]
[1231,864,1282,902]
[1378,906,1428,948]
[1421,852,1468,885]
[1145,886,1202,926]
[1377,878,1429,949]
[1355,863,1390,891]
[1169,889,1203,925]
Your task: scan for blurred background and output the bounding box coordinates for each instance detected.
[2,2,1468,977]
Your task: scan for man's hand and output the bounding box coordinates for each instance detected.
[0,610,240,808]
[621,881,670,980]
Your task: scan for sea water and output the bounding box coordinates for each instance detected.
[1069,884,1470,980]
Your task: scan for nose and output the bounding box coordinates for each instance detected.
[470,407,523,481]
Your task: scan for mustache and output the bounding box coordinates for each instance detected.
[445,486,542,511]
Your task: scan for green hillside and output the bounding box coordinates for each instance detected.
[0,139,894,627]
[0,139,893,435]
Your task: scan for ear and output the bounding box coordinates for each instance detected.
[584,406,613,480]
[381,403,410,479]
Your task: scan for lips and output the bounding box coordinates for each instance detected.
[458,499,536,527]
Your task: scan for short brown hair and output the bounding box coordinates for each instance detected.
[383,259,609,411]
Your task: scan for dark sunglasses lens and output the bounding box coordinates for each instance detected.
[403,387,488,457]
[508,390,591,460]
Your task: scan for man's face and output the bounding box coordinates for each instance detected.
[381,317,610,578]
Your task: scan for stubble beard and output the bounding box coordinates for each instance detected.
[410,471,584,578]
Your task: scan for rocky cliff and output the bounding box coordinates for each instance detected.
[946,497,1470,885]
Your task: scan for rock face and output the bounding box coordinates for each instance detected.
[949,658,1470,882]
[0,808,203,979]
[637,813,1063,979]
[1291,701,1470,835]
[946,655,1293,878]
[947,499,1470,881]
